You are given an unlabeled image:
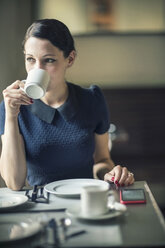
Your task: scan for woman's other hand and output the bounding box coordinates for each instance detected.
[104,165,135,186]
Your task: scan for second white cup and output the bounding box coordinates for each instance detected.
[23,68,50,99]
[81,184,109,217]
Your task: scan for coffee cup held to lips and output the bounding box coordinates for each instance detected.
[23,68,50,99]
[81,184,109,217]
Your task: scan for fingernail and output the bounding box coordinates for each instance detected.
[30,99,34,103]
[115,180,118,184]
[117,183,120,187]
[111,176,114,181]
[121,184,125,187]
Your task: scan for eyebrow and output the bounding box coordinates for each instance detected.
[43,54,56,57]
[25,54,56,57]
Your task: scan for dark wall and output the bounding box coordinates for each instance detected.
[103,87,165,212]
[0,0,35,101]
[103,87,165,158]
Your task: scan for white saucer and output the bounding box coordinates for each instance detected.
[66,204,126,221]
[0,217,42,243]
[0,194,28,210]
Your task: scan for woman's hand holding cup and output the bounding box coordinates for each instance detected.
[3,68,50,117]
[3,80,33,118]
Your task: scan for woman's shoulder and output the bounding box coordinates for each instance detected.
[0,101,5,135]
[0,100,4,106]
[0,100,5,112]
[68,82,104,101]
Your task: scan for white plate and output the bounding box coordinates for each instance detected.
[44,178,109,197]
[0,218,42,243]
[66,204,126,221]
[0,194,28,210]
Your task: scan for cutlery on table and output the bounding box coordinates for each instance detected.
[59,217,86,241]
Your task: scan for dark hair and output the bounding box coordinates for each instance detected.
[22,19,76,58]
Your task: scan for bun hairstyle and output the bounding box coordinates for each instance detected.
[22,19,76,58]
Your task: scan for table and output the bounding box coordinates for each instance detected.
[0,181,165,248]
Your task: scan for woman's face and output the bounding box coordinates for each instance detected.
[24,37,74,85]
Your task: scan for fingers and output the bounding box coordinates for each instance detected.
[3,80,33,106]
[124,172,135,186]
[2,80,33,116]
[104,165,135,186]
[104,171,115,182]
[3,89,32,105]
[5,80,23,90]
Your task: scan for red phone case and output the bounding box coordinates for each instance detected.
[120,189,146,204]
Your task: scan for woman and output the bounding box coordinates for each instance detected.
[0,19,134,190]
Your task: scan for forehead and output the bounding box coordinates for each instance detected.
[24,37,62,56]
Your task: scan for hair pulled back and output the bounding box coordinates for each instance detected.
[22,19,76,58]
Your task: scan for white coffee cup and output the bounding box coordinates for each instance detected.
[81,184,109,217]
[23,68,50,99]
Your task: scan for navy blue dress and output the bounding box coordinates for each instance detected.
[0,82,110,185]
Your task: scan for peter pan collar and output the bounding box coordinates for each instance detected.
[29,82,79,123]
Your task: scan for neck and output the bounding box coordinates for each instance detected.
[41,82,68,108]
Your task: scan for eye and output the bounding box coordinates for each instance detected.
[26,57,35,63]
[44,58,56,63]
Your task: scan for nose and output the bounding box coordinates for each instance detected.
[34,61,45,70]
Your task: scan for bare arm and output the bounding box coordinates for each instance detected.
[0,81,32,190]
[93,132,115,180]
[0,125,27,190]
[93,132,134,186]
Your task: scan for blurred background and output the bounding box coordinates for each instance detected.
[0,0,165,216]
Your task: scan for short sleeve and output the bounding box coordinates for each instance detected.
[0,101,5,135]
[90,85,110,134]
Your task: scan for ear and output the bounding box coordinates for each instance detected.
[67,50,76,67]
